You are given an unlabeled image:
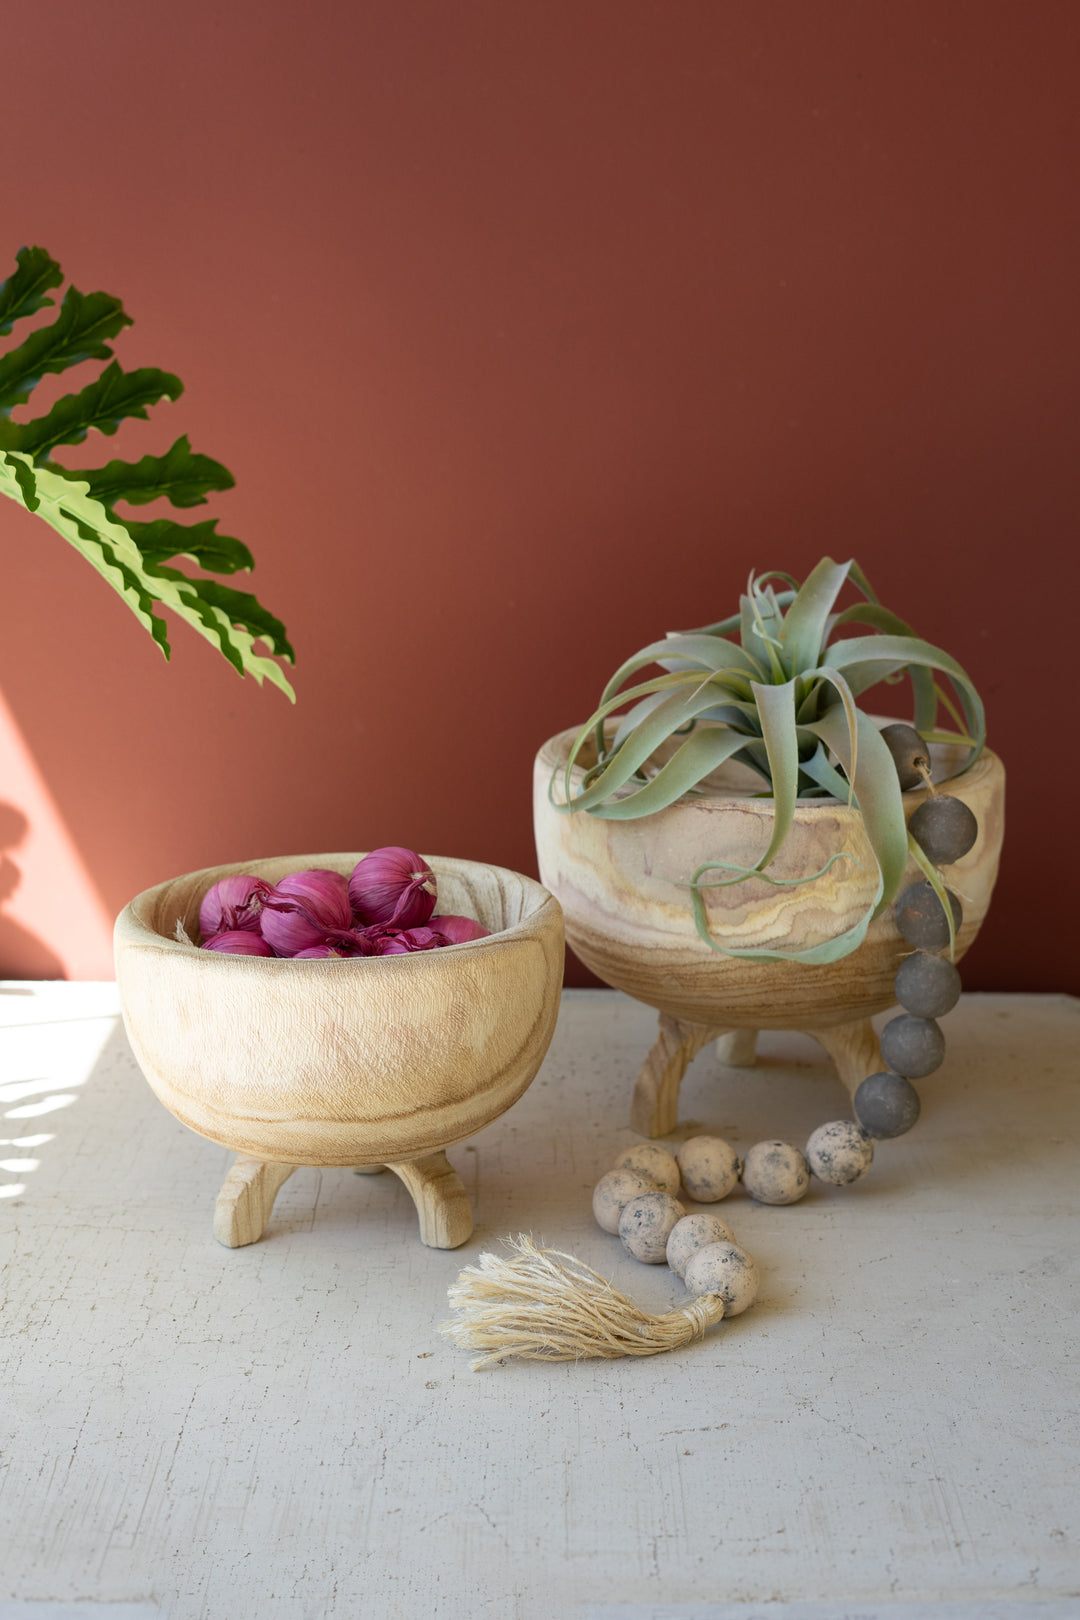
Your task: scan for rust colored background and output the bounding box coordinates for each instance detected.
[1,1,1077,989]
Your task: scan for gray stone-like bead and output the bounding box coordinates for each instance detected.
[741,1140,810,1205]
[880,1013,946,1079]
[854,1071,922,1138]
[908,795,978,865]
[880,723,931,791]
[592,1168,662,1234]
[618,1191,685,1264]
[895,950,961,1019]
[683,1241,760,1315]
[666,1212,735,1278]
[613,1142,681,1197]
[805,1120,874,1185]
[895,882,963,951]
[676,1136,741,1202]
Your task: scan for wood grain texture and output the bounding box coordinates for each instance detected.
[213,1156,296,1248]
[386,1151,474,1249]
[630,1013,728,1137]
[115,855,564,1170]
[534,725,1005,1030]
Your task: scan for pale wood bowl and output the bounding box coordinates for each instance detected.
[115,853,564,1249]
[534,725,1005,1135]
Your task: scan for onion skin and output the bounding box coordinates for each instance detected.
[198,874,269,939]
[349,847,437,929]
[261,869,353,955]
[202,929,276,956]
[429,913,490,943]
[374,925,449,955]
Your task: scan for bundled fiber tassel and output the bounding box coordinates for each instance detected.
[439,1234,726,1369]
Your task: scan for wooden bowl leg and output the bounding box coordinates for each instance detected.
[631,1012,729,1138]
[716,1028,758,1067]
[812,1017,884,1100]
[214,1155,296,1248]
[386,1152,474,1249]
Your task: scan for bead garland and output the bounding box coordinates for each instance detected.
[592,782,980,1235]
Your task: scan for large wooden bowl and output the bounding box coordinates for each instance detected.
[534,725,1005,1134]
[115,853,564,1247]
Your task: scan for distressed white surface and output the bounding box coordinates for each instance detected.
[0,984,1077,1620]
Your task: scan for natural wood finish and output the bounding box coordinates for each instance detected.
[214,1156,295,1248]
[716,1028,758,1067]
[631,1013,727,1137]
[534,725,1005,1030]
[386,1152,474,1249]
[813,1017,885,1100]
[116,854,564,1247]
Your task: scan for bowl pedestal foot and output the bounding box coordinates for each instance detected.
[213,1148,474,1250]
[631,1011,884,1138]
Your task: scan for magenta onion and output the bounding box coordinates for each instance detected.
[349,847,436,928]
[202,929,276,956]
[375,925,449,955]
[429,913,490,943]
[261,868,353,956]
[198,873,270,939]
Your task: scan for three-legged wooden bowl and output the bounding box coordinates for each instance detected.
[534,728,1005,1137]
[115,854,563,1248]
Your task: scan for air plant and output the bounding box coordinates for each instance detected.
[554,557,985,964]
[0,245,294,697]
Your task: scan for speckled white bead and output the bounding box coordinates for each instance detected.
[806,1120,874,1185]
[591,1168,662,1234]
[741,1140,810,1205]
[618,1191,685,1264]
[682,1241,760,1315]
[613,1143,681,1197]
[676,1136,741,1202]
[665,1212,735,1278]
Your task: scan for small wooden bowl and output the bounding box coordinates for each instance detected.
[115,853,564,1248]
[534,725,1005,1135]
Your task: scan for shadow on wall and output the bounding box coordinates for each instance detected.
[0,802,65,979]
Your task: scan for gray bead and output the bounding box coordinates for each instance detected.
[895,882,963,950]
[895,950,961,1018]
[880,1013,945,1079]
[908,795,978,865]
[880,723,931,790]
[854,1071,922,1138]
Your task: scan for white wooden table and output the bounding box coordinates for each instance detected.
[1,984,1077,1620]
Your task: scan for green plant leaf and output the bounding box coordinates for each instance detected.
[829,600,936,729]
[822,633,985,760]
[56,433,235,509]
[600,633,761,707]
[0,246,62,336]
[0,285,131,414]
[125,516,254,574]
[0,452,295,699]
[0,361,183,461]
[748,680,800,870]
[809,706,909,912]
[148,570,295,662]
[586,726,750,819]
[776,555,852,675]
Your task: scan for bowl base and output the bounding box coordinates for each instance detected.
[212,1149,474,1250]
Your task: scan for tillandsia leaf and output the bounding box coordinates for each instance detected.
[829,600,936,730]
[809,706,909,914]
[906,833,958,960]
[775,556,854,677]
[0,453,295,699]
[797,666,860,797]
[799,742,856,802]
[0,361,184,461]
[124,517,254,574]
[56,433,235,509]
[577,667,757,781]
[822,634,985,763]
[600,634,762,703]
[688,590,795,641]
[0,246,62,336]
[747,680,800,870]
[688,852,885,964]
[584,726,750,820]
[687,849,859,890]
[0,285,131,414]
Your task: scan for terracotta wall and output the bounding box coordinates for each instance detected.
[1,0,1077,990]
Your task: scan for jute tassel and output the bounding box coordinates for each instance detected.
[439,1234,726,1370]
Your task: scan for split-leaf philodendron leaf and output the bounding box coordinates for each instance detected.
[0,245,295,699]
[556,557,986,963]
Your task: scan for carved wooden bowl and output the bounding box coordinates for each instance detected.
[115,853,564,1248]
[534,726,1005,1135]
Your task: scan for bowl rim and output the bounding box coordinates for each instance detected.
[116,851,560,966]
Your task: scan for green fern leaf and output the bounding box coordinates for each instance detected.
[144,566,295,662]
[0,246,63,336]
[125,517,254,574]
[59,433,235,508]
[0,360,183,461]
[0,285,131,414]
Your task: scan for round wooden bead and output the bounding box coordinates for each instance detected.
[614,1142,681,1196]
[895,950,961,1019]
[880,1012,946,1079]
[854,1071,921,1138]
[880,723,931,790]
[618,1191,685,1264]
[895,882,963,951]
[592,1168,662,1234]
[683,1241,760,1315]
[741,1140,810,1205]
[665,1212,735,1278]
[908,795,978,865]
[805,1119,874,1185]
[676,1136,741,1202]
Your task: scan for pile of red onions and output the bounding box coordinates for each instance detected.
[195,847,490,958]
